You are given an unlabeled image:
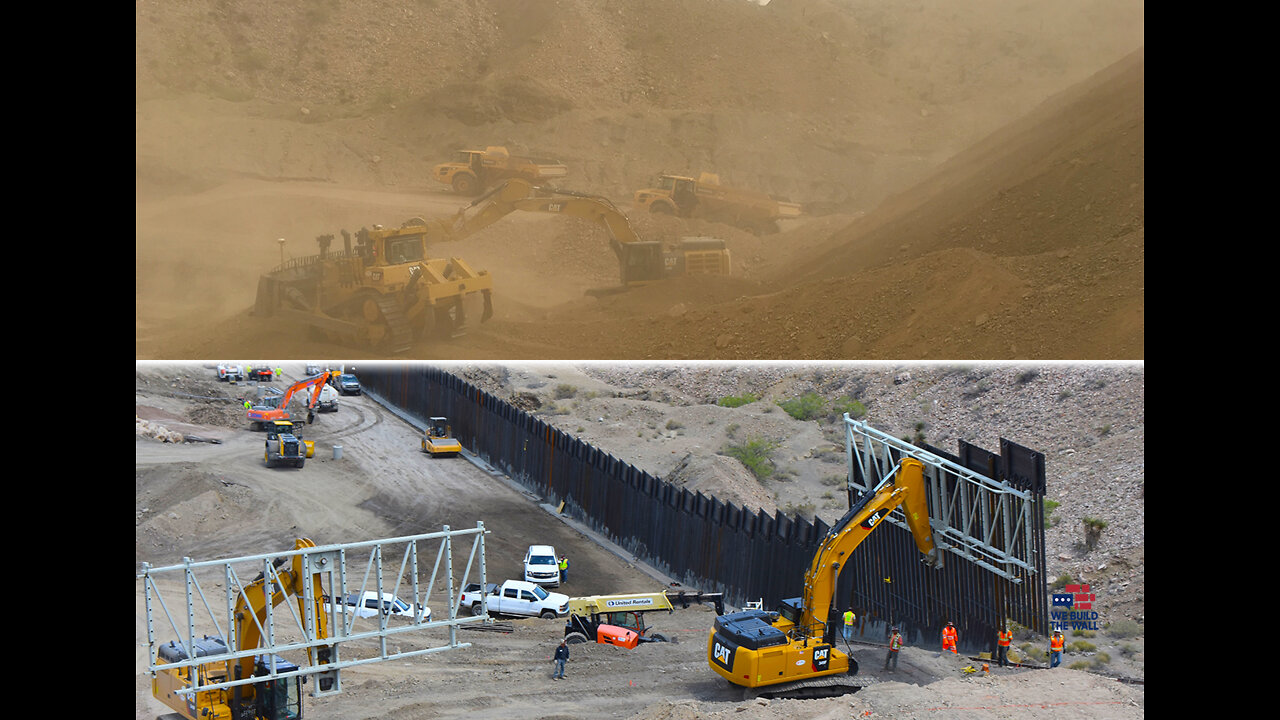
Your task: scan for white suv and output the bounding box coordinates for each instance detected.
[523,545,560,587]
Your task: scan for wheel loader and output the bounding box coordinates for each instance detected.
[253,221,494,354]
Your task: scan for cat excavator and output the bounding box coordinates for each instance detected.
[454,179,731,294]
[152,539,335,720]
[707,458,943,699]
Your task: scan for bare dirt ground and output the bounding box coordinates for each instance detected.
[135,362,1143,719]
[135,0,1144,361]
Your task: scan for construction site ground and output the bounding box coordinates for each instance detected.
[135,363,1143,720]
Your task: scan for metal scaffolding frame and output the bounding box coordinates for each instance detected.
[139,523,489,699]
[845,419,1038,584]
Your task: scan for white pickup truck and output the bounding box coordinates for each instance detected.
[459,580,569,619]
[325,591,431,622]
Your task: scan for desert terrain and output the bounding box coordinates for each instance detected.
[136,362,1143,719]
[135,0,1144,360]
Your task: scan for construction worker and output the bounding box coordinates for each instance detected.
[884,626,903,671]
[275,367,283,379]
[558,555,569,584]
[1049,629,1065,668]
[552,639,569,679]
[843,608,856,640]
[941,621,958,654]
[996,625,1013,667]
[243,399,252,410]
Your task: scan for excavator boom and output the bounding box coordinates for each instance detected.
[441,179,729,289]
[708,458,940,697]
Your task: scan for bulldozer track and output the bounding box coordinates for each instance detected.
[370,294,414,354]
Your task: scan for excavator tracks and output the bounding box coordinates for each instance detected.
[743,673,871,700]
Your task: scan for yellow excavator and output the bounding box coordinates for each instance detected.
[455,178,731,294]
[707,458,943,699]
[152,539,335,719]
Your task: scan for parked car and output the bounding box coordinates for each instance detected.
[216,363,243,382]
[458,580,569,619]
[334,373,362,395]
[325,591,431,621]
[305,363,323,376]
[523,544,560,587]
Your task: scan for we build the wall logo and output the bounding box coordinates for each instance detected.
[1050,583,1099,631]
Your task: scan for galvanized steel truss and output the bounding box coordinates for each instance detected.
[845,419,1038,584]
[139,524,489,699]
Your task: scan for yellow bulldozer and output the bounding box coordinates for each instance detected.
[253,220,494,353]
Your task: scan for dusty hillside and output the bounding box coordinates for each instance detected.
[135,0,1144,360]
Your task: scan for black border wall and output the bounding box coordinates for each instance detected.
[361,366,1049,654]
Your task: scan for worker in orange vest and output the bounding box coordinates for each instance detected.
[941,621,958,654]
[884,626,903,671]
[996,625,1013,667]
[1049,629,1065,668]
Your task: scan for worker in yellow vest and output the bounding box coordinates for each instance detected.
[842,609,856,640]
[996,625,1013,667]
[558,555,569,584]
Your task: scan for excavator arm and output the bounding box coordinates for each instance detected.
[708,457,942,696]
[232,539,333,692]
[799,458,941,642]
[434,179,670,287]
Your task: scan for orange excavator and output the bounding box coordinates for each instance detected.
[248,371,332,430]
[152,538,335,720]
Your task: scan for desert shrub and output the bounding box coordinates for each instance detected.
[665,419,683,430]
[1106,619,1142,639]
[778,392,826,421]
[829,397,866,420]
[1068,660,1092,670]
[781,501,816,518]
[724,438,779,480]
[1083,517,1107,550]
[1070,641,1096,653]
[1043,499,1061,529]
[1020,644,1046,662]
[554,384,577,399]
[718,393,758,408]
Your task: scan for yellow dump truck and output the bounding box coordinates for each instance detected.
[433,145,569,195]
[633,172,802,234]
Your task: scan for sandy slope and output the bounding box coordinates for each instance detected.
[136,0,1144,361]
